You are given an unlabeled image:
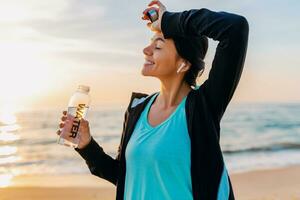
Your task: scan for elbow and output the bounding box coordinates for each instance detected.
[88,159,120,186]
[234,15,249,36]
[89,166,103,177]
[229,15,249,43]
[89,166,118,186]
[239,16,249,31]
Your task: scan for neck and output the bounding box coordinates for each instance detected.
[156,77,192,109]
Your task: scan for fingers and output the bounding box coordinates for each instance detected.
[147,22,160,32]
[60,111,72,122]
[142,14,149,20]
[61,110,67,121]
[59,122,65,128]
[58,110,67,136]
[142,15,149,20]
[143,7,159,15]
[57,119,71,135]
[148,0,165,8]
[80,118,89,126]
[57,120,68,135]
[79,119,89,133]
[61,115,67,121]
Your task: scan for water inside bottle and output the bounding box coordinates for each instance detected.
[67,105,89,119]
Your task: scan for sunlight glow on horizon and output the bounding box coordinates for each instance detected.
[0,146,17,156]
[0,114,17,125]
[0,174,13,188]
[0,41,56,107]
[0,109,20,143]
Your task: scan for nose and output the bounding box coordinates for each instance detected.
[143,44,153,56]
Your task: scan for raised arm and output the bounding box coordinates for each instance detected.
[161,8,249,122]
[74,109,129,186]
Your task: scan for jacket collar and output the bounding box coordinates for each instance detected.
[128,85,200,111]
[124,87,199,145]
[120,91,158,162]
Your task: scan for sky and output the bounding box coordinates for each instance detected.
[0,0,299,110]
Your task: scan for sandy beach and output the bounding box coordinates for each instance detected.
[231,165,300,200]
[0,165,299,200]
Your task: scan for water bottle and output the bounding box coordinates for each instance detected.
[57,85,91,148]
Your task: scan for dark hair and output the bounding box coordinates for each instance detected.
[173,35,209,87]
[184,58,206,88]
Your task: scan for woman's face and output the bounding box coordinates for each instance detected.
[142,31,182,79]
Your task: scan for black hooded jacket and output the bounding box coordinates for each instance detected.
[75,7,249,200]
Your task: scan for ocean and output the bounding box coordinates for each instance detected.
[0,103,299,179]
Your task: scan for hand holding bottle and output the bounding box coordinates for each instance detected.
[142,0,167,32]
[57,110,92,149]
[57,85,91,148]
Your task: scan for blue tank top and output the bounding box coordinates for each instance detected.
[124,92,193,200]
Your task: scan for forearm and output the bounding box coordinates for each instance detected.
[161,8,248,42]
[75,136,119,185]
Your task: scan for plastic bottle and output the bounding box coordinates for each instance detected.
[57,85,91,148]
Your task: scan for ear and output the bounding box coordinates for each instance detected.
[182,60,191,72]
[176,57,191,73]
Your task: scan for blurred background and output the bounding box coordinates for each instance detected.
[0,0,299,199]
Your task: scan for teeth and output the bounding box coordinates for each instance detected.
[145,60,154,65]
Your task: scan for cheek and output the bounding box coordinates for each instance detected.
[154,52,177,74]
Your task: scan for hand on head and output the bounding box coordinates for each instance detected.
[142,0,167,32]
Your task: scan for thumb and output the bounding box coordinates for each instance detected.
[147,22,152,28]
[80,118,89,125]
[146,22,154,31]
[152,20,159,30]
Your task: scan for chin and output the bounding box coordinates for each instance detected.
[141,66,153,77]
[141,62,159,76]
[141,71,151,77]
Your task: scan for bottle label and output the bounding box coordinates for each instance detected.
[70,103,86,138]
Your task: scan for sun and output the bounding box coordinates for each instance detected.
[0,104,18,125]
[1,43,50,97]
[0,114,16,125]
[0,41,56,108]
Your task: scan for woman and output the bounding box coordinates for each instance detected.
[57,0,249,199]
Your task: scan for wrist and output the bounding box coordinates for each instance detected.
[76,136,92,150]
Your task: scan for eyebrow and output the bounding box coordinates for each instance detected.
[150,37,165,43]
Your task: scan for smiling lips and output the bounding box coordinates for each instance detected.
[144,59,155,66]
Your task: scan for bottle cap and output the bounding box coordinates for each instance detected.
[146,9,158,23]
[78,85,90,93]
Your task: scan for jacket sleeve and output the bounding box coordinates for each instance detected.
[74,109,129,186]
[161,8,249,122]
